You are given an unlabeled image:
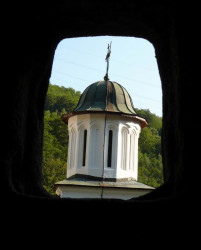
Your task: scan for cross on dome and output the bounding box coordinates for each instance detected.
[104,42,112,81]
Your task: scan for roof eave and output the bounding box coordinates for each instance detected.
[62,111,148,128]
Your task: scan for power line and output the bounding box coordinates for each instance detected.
[54,58,104,73]
[52,62,160,88]
[54,57,160,87]
[52,71,90,82]
[131,93,161,103]
[50,76,86,88]
[49,77,162,115]
[51,64,162,100]
[134,99,161,109]
[112,73,160,88]
[50,76,162,105]
[55,45,157,72]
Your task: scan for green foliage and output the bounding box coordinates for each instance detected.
[136,108,162,135]
[139,127,161,156]
[42,158,66,195]
[42,83,81,195]
[43,110,68,162]
[44,83,81,113]
[42,83,163,195]
[138,152,163,187]
[136,108,163,187]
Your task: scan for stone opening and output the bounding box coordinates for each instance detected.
[44,37,163,198]
[4,1,186,207]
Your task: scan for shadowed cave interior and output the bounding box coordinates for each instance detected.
[3,1,193,242]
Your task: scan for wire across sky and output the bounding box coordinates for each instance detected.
[50,36,162,117]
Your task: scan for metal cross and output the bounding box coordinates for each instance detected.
[104,42,112,81]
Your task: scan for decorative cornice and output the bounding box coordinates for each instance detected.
[62,111,148,128]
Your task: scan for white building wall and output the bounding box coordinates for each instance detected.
[56,185,152,200]
[66,115,78,178]
[133,132,139,180]
[103,120,118,179]
[66,113,141,181]
[116,121,141,180]
[88,116,105,177]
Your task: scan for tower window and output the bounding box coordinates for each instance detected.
[121,128,127,170]
[82,129,87,166]
[107,130,113,167]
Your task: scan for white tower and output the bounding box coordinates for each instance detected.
[55,44,154,199]
[55,80,154,199]
[62,81,147,182]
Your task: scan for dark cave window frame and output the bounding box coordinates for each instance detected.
[44,35,164,199]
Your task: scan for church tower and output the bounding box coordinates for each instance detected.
[55,44,154,199]
[62,80,147,182]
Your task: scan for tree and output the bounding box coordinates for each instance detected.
[42,83,164,194]
[44,83,81,113]
[42,84,81,194]
[138,152,163,187]
[139,127,161,156]
[42,158,66,195]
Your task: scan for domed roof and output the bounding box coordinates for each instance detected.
[74,80,137,114]
[62,80,148,128]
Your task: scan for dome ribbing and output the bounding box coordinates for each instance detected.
[74,80,137,115]
[62,80,148,128]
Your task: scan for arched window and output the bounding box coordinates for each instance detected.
[82,129,87,167]
[90,125,102,169]
[69,129,76,169]
[77,125,88,168]
[129,131,135,171]
[107,130,113,167]
[121,128,128,170]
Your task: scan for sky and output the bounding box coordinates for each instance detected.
[50,36,162,117]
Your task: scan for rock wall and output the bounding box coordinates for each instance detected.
[2,1,192,243]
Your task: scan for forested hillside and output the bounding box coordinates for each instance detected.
[42,83,163,194]
[42,84,81,194]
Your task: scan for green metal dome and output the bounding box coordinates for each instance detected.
[74,80,137,115]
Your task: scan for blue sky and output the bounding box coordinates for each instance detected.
[50,36,162,117]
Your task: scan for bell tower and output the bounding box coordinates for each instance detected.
[55,45,154,199]
[62,82,146,182]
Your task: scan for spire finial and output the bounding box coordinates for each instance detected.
[104,42,112,81]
